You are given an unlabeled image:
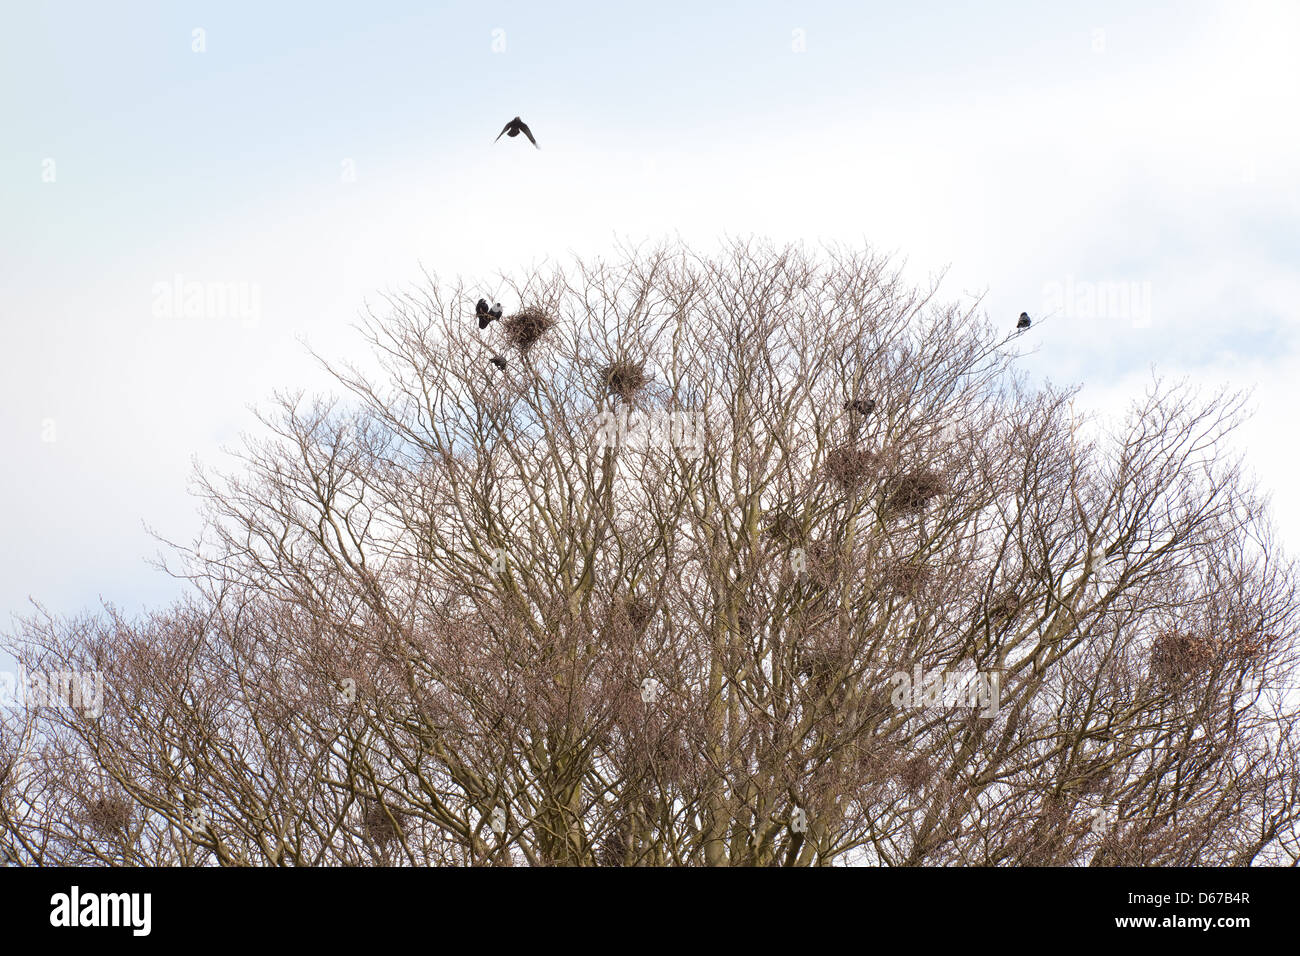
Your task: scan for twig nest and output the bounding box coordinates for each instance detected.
[826,445,880,489]
[87,795,132,835]
[503,306,556,352]
[797,644,848,694]
[885,468,947,514]
[855,746,890,781]
[1225,631,1271,662]
[646,728,692,783]
[880,558,930,595]
[987,590,1022,623]
[1080,768,1111,794]
[597,818,630,866]
[897,756,934,793]
[1039,793,1068,827]
[764,508,802,544]
[625,595,654,631]
[1149,629,1217,684]
[361,802,405,844]
[601,360,650,402]
[611,594,653,639]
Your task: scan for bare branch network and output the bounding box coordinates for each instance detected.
[3,239,1298,867]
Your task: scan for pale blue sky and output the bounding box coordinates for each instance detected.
[2,0,1298,633]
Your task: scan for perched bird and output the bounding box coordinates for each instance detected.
[490,354,508,370]
[489,302,503,321]
[844,398,876,416]
[1017,312,1032,330]
[476,299,494,329]
[495,116,539,149]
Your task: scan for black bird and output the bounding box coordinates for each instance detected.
[476,299,494,329]
[490,354,508,370]
[489,302,503,321]
[844,398,876,416]
[495,116,539,149]
[1017,312,1032,330]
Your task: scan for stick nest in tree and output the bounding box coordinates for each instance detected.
[503,306,556,352]
[1149,629,1217,684]
[987,590,1022,624]
[764,508,803,544]
[601,360,650,402]
[896,756,934,793]
[615,594,654,635]
[362,802,406,844]
[803,540,843,590]
[880,559,930,595]
[597,817,630,867]
[826,446,880,489]
[87,795,132,835]
[884,468,947,514]
[797,643,851,694]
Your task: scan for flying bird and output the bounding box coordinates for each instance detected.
[1017,312,1032,330]
[477,299,495,329]
[844,398,876,416]
[495,116,539,149]
[490,354,508,370]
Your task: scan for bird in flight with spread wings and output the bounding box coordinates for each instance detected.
[495,116,539,149]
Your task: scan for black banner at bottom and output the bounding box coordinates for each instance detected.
[0,865,1282,944]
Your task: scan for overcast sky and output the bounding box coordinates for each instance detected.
[2,0,1298,634]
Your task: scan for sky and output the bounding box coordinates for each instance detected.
[1,0,1298,635]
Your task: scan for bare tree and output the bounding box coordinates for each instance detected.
[3,238,1298,866]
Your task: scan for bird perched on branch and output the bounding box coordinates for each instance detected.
[843,397,876,416]
[490,354,508,370]
[495,116,539,148]
[1017,312,1032,330]
[477,299,504,330]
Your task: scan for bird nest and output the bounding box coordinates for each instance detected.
[879,558,930,595]
[625,729,692,785]
[896,756,934,793]
[361,802,406,844]
[87,795,132,835]
[1225,630,1271,662]
[987,590,1022,624]
[825,446,880,489]
[854,745,891,782]
[764,508,803,545]
[1079,768,1111,795]
[601,360,650,402]
[1038,793,1069,828]
[615,594,654,634]
[503,306,556,352]
[596,818,630,867]
[797,644,851,694]
[884,469,947,514]
[1149,629,1217,684]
